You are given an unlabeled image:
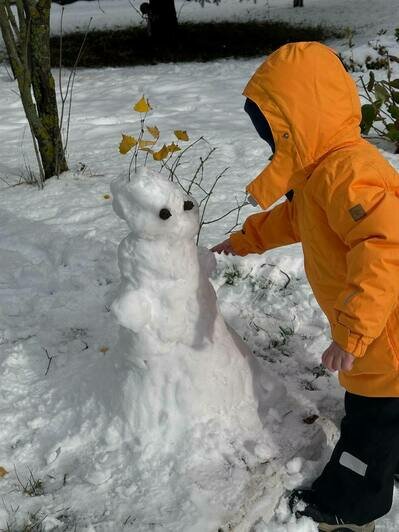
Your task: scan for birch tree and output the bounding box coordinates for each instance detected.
[0,0,68,182]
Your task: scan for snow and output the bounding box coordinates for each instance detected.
[45,0,399,41]
[0,0,399,530]
[108,168,290,529]
[1,0,399,49]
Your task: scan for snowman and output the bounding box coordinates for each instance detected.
[110,167,283,461]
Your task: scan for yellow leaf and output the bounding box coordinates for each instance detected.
[138,139,156,149]
[140,148,154,154]
[167,142,181,153]
[153,144,169,161]
[119,134,137,155]
[133,96,152,113]
[147,125,160,139]
[0,467,8,478]
[99,346,109,354]
[174,130,189,142]
[103,194,111,200]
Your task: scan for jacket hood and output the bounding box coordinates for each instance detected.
[244,42,362,209]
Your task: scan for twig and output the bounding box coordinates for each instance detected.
[260,262,291,289]
[162,160,189,193]
[186,179,208,195]
[130,112,148,178]
[123,515,136,526]
[58,7,64,103]
[13,465,24,491]
[4,0,19,40]
[0,174,10,186]
[278,268,291,289]
[43,347,54,376]
[197,167,229,244]
[59,16,92,161]
[187,147,216,194]
[97,0,105,14]
[30,129,45,188]
[223,196,250,234]
[65,18,92,153]
[203,200,249,226]
[127,0,144,19]
[167,136,212,180]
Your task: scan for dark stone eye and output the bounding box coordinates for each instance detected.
[184,200,194,211]
[159,208,172,220]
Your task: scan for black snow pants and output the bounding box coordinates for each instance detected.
[312,392,399,526]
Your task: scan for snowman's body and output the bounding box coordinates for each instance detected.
[111,168,280,454]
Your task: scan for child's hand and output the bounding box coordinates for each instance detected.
[211,239,237,255]
[322,341,355,372]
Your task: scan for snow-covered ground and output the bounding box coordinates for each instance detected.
[45,0,399,42]
[1,0,398,46]
[1,1,399,530]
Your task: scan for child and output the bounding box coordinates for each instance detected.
[212,42,399,532]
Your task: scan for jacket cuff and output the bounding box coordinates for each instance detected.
[229,231,256,256]
[331,322,371,358]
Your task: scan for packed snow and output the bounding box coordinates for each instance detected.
[1,0,399,530]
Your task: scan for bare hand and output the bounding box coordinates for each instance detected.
[322,341,355,372]
[211,239,237,255]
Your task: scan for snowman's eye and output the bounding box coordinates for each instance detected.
[159,208,172,220]
[184,200,194,211]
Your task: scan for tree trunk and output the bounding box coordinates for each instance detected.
[0,0,68,181]
[147,0,178,45]
[30,0,68,177]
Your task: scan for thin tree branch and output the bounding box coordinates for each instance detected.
[197,167,229,244]
[64,17,92,152]
[0,1,23,74]
[4,0,19,41]
[202,198,249,226]
[43,347,54,376]
[187,147,216,194]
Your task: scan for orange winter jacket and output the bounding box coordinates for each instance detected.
[230,42,399,397]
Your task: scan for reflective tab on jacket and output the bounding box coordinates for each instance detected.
[339,451,368,477]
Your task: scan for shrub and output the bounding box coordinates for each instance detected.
[360,67,399,153]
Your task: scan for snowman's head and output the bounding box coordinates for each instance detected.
[111,168,199,240]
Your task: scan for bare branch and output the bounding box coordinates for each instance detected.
[97,0,105,14]
[203,198,249,226]
[0,1,23,74]
[58,6,64,102]
[0,173,11,186]
[64,17,92,152]
[127,0,144,19]
[4,0,19,41]
[197,167,229,244]
[187,147,216,194]
[43,347,54,376]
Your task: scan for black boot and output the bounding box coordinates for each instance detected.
[289,489,376,532]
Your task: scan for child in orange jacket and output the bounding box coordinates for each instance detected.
[212,42,399,532]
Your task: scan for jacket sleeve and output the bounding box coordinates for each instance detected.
[229,198,300,256]
[321,168,399,357]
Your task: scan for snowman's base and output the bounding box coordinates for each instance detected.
[219,460,283,531]
[127,426,285,532]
